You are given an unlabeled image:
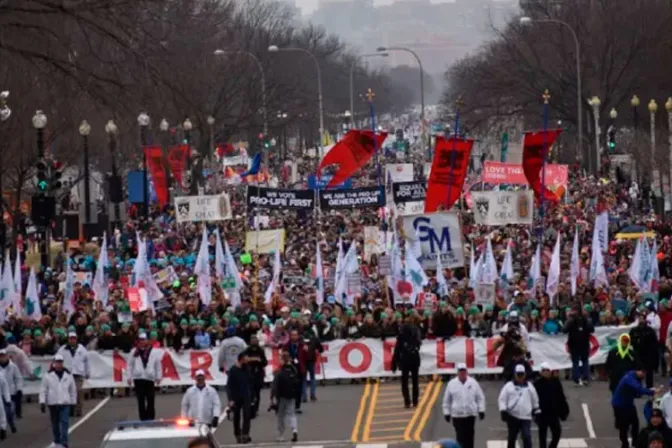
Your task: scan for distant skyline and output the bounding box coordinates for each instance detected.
[294,0,457,16]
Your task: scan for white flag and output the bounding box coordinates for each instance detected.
[570,229,580,296]
[194,227,212,306]
[92,233,109,306]
[63,258,76,319]
[629,237,642,289]
[436,255,449,298]
[480,237,498,285]
[468,247,479,288]
[500,241,514,284]
[589,235,608,288]
[315,242,324,305]
[593,211,609,252]
[214,228,226,281]
[639,236,653,293]
[334,237,344,292]
[546,234,561,302]
[387,232,406,303]
[651,238,660,292]
[12,250,21,318]
[264,249,282,304]
[25,267,42,321]
[527,245,541,290]
[404,242,429,304]
[336,243,359,305]
[224,240,243,307]
[0,252,12,322]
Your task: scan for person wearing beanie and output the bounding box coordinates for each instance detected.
[242,334,268,418]
[646,430,664,448]
[635,407,672,448]
[562,303,594,387]
[55,331,90,417]
[181,370,221,431]
[533,363,569,448]
[630,310,659,388]
[442,363,485,448]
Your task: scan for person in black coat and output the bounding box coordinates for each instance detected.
[605,333,640,393]
[563,306,594,386]
[242,335,268,419]
[630,312,659,388]
[226,352,252,444]
[392,315,422,408]
[502,347,534,383]
[534,363,569,448]
[635,408,672,448]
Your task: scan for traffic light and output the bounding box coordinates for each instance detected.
[50,160,63,192]
[258,133,270,149]
[36,159,48,194]
[607,126,616,152]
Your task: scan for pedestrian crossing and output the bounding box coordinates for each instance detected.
[487,439,588,448]
[219,440,589,448]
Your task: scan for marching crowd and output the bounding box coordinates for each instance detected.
[0,143,670,448]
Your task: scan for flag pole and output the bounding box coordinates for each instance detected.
[539,89,551,242]
[445,97,464,210]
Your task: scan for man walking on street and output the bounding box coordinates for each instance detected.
[56,332,90,417]
[243,335,267,418]
[612,369,658,448]
[181,370,221,428]
[498,364,540,448]
[0,349,20,434]
[39,354,77,448]
[226,353,252,444]
[563,305,594,386]
[283,329,306,414]
[534,363,569,448]
[271,351,300,443]
[442,363,485,448]
[128,332,162,420]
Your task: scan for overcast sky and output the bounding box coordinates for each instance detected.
[294,0,427,16]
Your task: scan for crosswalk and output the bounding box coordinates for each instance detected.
[219,439,589,448]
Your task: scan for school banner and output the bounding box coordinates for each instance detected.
[319,187,385,210]
[471,191,534,226]
[18,327,625,394]
[246,186,314,210]
[174,194,232,223]
[482,161,568,186]
[245,229,285,253]
[392,181,426,216]
[402,212,464,269]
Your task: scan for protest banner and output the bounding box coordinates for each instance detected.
[153,266,178,285]
[307,174,352,190]
[319,187,385,209]
[402,212,464,269]
[471,191,534,226]
[482,161,568,186]
[244,229,285,253]
[385,163,414,182]
[174,194,232,223]
[392,181,427,216]
[363,226,395,262]
[246,186,314,210]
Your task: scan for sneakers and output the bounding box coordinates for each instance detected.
[292,431,298,442]
[276,437,285,442]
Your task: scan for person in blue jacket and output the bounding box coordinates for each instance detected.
[612,370,658,448]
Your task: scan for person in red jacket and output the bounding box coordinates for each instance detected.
[283,329,307,414]
[658,300,672,377]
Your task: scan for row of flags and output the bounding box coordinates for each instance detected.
[629,236,660,293]
[0,248,40,322]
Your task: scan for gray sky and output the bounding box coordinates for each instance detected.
[295,0,419,16]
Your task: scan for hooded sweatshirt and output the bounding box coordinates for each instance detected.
[605,333,639,392]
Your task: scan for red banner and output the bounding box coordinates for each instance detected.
[424,136,474,212]
[482,161,568,186]
[522,130,563,204]
[143,146,169,206]
[317,130,387,188]
[167,145,190,186]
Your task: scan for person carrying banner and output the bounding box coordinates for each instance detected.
[442,363,485,448]
[392,312,422,408]
[128,332,162,420]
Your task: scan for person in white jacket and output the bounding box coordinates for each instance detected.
[181,369,221,427]
[0,370,9,440]
[660,378,672,428]
[0,348,20,433]
[56,332,90,417]
[128,332,162,421]
[39,354,77,448]
[442,363,485,448]
[498,364,540,448]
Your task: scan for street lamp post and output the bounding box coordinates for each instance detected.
[589,96,601,174]
[105,120,121,229]
[268,45,324,155]
[649,99,659,201]
[0,91,10,260]
[632,95,641,184]
[520,17,583,170]
[32,110,48,268]
[666,97,672,209]
[349,53,388,129]
[214,49,268,136]
[277,111,288,159]
[137,112,150,218]
[78,120,92,235]
[207,115,215,158]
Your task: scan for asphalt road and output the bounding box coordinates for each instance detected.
[10,375,657,448]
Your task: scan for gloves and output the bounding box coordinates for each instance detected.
[479,412,485,421]
[219,367,225,373]
[444,415,451,423]
[211,417,218,428]
[40,404,46,414]
[500,411,509,423]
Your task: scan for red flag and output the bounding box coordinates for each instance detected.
[317,130,387,188]
[167,145,190,186]
[522,130,563,204]
[143,146,168,206]
[424,136,474,212]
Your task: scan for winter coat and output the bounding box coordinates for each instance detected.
[39,369,77,406]
[533,376,569,421]
[181,385,221,423]
[630,324,659,370]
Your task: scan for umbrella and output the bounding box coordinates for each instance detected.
[615,225,656,240]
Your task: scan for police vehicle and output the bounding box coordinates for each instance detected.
[100,419,216,448]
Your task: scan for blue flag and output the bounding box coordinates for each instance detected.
[241,153,262,177]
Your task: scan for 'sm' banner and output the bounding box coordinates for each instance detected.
[402,212,464,269]
[471,191,534,226]
[425,137,473,212]
[18,327,624,394]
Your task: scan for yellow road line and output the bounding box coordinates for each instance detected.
[374,410,415,417]
[369,436,404,442]
[370,427,406,433]
[413,377,443,441]
[402,379,437,441]
[350,380,372,442]
[362,381,380,441]
[372,418,412,425]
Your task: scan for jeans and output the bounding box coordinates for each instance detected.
[49,405,70,447]
[506,417,532,448]
[571,351,589,383]
[3,400,14,430]
[538,416,562,448]
[276,397,297,438]
[301,361,317,401]
[11,392,21,419]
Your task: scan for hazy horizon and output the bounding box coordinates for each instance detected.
[295,0,458,16]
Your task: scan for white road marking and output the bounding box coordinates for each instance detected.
[487,439,587,448]
[581,402,596,438]
[69,396,110,434]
